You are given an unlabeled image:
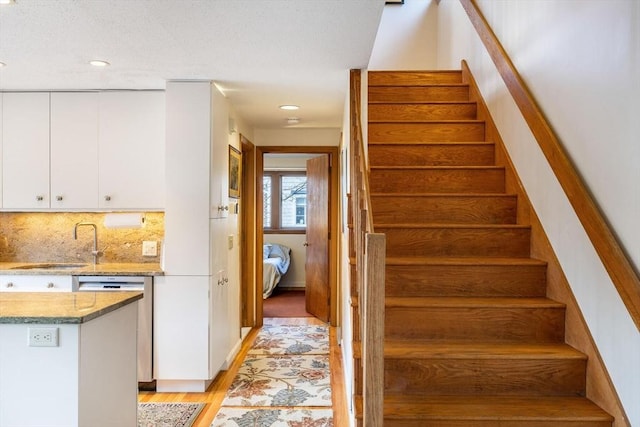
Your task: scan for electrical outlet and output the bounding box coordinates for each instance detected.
[228,235,234,250]
[142,241,158,257]
[28,327,58,347]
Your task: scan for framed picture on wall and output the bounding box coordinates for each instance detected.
[229,145,242,199]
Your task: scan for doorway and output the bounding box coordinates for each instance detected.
[255,146,339,327]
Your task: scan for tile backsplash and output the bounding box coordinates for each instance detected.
[0,212,164,264]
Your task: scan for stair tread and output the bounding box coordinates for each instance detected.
[380,395,613,421]
[369,83,469,88]
[368,140,493,145]
[372,192,515,197]
[385,296,565,308]
[382,341,586,359]
[368,119,484,124]
[385,256,547,266]
[370,165,503,170]
[353,341,586,360]
[369,101,476,105]
[376,223,530,229]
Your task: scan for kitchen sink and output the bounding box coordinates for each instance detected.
[10,263,89,270]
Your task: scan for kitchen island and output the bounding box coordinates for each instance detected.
[0,291,142,427]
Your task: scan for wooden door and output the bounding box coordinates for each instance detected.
[305,154,330,322]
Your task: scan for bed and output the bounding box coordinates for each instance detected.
[263,243,292,299]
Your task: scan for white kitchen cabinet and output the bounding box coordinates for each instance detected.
[1,91,164,211]
[210,85,230,219]
[50,92,100,209]
[0,275,73,292]
[0,93,2,209]
[163,82,229,275]
[156,81,237,392]
[153,275,229,392]
[0,93,3,208]
[98,91,165,210]
[2,93,50,209]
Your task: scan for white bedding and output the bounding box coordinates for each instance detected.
[262,243,292,299]
[263,257,282,299]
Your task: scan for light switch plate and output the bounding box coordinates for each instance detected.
[142,241,158,257]
[228,235,234,250]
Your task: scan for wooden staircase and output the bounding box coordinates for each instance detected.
[356,70,613,426]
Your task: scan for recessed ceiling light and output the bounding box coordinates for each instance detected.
[0,0,16,5]
[279,105,299,111]
[89,60,110,67]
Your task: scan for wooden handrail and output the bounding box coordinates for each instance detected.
[460,0,640,331]
[349,69,385,427]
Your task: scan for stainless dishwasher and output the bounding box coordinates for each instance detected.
[73,275,153,383]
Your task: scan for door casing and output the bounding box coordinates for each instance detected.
[254,145,340,327]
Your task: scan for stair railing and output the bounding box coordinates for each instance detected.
[349,69,385,427]
[460,0,640,331]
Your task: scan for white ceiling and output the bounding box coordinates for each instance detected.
[0,0,386,129]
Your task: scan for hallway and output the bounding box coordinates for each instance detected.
[139,316,348,426]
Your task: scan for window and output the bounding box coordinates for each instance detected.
[263,171,306,233]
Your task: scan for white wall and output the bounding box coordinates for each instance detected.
[339,71,355,426]
[369,0,439,70]
[436,1,640,424]
[254,128,341,147]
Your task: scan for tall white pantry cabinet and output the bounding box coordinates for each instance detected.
[154,81,237,392]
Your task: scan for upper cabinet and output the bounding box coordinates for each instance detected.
[0,91,165,211]
[164,82,229,275]
[0,93,3,209]
[50,92,100,209]
[2,93,51,209]
[98,92,165,210]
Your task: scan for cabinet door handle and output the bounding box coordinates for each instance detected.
[36,195,44,201]
[47,282,55,288]
[104,195,112,201]
[56,196,63,201]
[6,282,14,288]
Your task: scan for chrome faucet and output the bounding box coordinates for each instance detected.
[73,222,100,265]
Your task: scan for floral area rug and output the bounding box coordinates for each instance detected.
[211,324,333,426]
[211,408,333,427]
[221,355,332,407]
[248,324,329,356]
[138,402,204,427]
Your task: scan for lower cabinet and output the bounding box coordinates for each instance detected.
[0,275,72,292]
[153,275,230,392]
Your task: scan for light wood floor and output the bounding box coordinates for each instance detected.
[139,317,349,426]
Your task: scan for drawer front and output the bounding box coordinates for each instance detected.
[0,275,73,292]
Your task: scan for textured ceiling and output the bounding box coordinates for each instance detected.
[0,0,385,129]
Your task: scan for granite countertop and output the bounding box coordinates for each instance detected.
[0,262,163,276]
[0,291,143,324]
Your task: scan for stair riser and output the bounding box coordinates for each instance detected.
[369,103,477,121]
[369,86,469,103]
[385,264,547,297]
[370,168,505,193]
[384,358,585,396]
[385,307,565,342]
[369,71,463,86]
[369,122,484,143]
[371,195,517,224]
[378,227,531,258]
[368,144,494,166]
